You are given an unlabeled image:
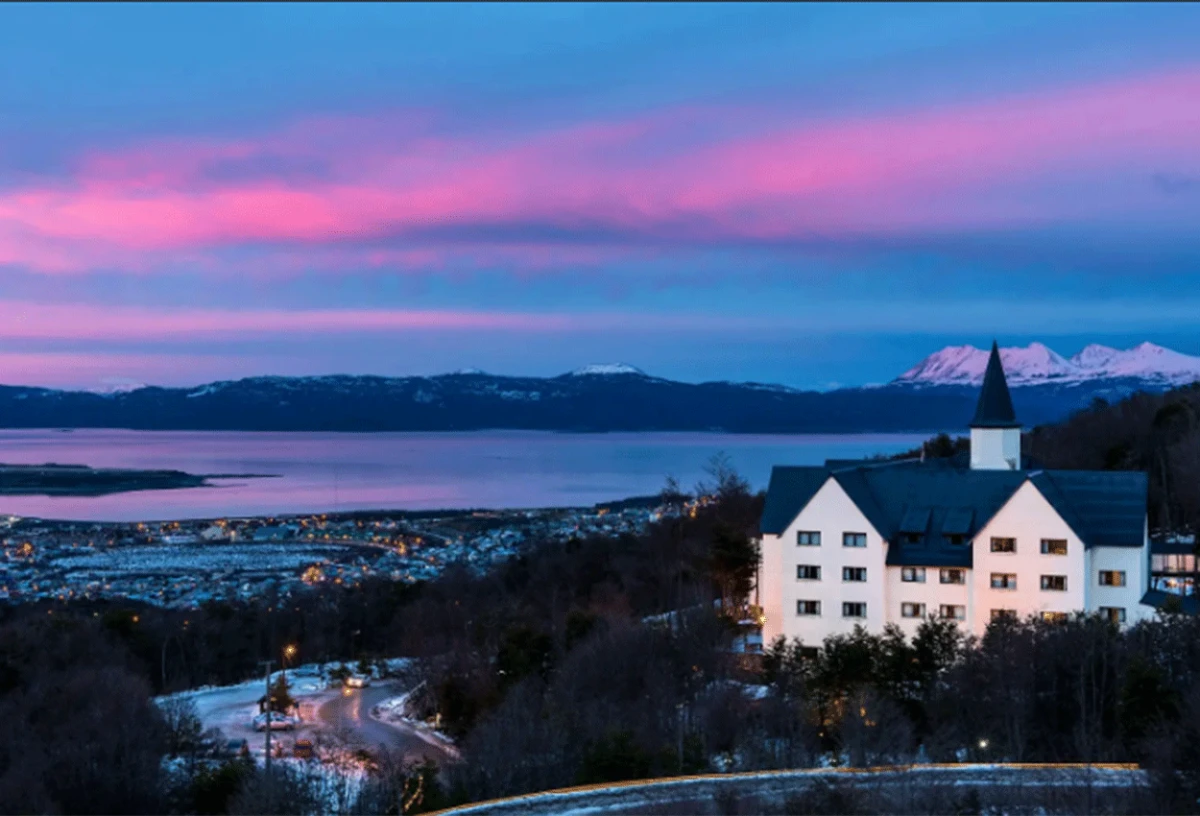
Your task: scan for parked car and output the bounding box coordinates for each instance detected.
[344,674,371,688]
[293,738,315,759]
[253,711,297,731]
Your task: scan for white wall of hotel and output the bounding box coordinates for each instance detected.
[761,477,1153,646]
[761,476,888,646]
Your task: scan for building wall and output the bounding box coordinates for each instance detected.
[761,474,1153,647]
[762,478,887,646]
[1087,539,1152,624]
[970,427,1021,471]
[969,480,1086,635]
[884,566,969,639]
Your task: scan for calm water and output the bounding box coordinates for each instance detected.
[0,429,929,521]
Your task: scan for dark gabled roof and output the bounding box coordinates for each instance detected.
[941,507,974,536]
[759,466,830,535]
[838,463,1027,568]
[759,458,1148,567]
[1141,589,1199,615]
[970,341,1021,429]
[899,506,932,534]
[1030,470,1148,548]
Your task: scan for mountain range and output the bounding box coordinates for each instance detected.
[897,342,1200,387]
[0,344,1197,434]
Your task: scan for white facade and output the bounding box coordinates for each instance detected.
[761,477,887,645]
[761,476,1152,645]
[970,426,1021,471]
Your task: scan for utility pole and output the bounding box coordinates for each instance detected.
[258,659,274,812]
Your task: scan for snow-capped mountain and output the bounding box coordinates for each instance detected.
[896,342,1200,388]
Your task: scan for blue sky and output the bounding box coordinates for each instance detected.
[1,3,1198,389]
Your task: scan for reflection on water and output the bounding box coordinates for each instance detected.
[0,429,930,521]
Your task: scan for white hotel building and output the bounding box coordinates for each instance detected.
[759,342,1155,644]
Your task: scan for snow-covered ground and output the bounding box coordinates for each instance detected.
[159,658,416,762]
[437,764,1149,816]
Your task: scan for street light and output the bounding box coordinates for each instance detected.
[282,644,298,690]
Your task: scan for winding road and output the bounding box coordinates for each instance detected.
[177,675,457,766]
[317,683,456,765]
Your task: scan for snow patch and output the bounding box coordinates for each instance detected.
[569,363,647,377]
[90,378,146,396]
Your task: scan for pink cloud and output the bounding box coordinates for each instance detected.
[0,300,761,343]
[1,65,1198,273]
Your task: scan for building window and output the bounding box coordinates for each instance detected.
[1099,606,1127,624]
[990,537,1017,553]
[990,609,1017,621]
[1041,611,1069,623]
[1040,539,1068,556]
[842,566,867,582]
[842,602,867,618]
[796,600,821,616]
[1099,570,1127,587]
[940,604,966,621]
[901,602,926,619]
[946,534,966,546]
[1040,575,1067,592]
[843,532,867,548]
[903,533,923,544]
[796,565,821,581]
[797,531,821,547]
[991,573,1017,590]
[901,567,926,583]
[940,568,965,585]
[799,646,819,660]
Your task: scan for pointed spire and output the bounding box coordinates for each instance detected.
[970,341,1020,428]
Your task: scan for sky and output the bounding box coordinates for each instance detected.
[2,3,1200,391]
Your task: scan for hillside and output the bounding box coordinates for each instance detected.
[0,342,1196,433]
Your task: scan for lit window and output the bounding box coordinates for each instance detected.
[796,565,821,581]
[1098,571,1126,587]
[991,538,1016,554]
[939,604,966,621]
[842,566,867,582]
[990,609,1017,621]
[1041,611,1068,623]
[1040,539,1067,556]
[901,602,926,619]
[843,532,867,548]
[1040,575,1067,592]
[940,568,965,585]
[796,600,821,616]
[901,567,926,583]
[842,602,866,618]
[990,573,1017,590]
[797,531,821,547]
[1099,606,1126,624]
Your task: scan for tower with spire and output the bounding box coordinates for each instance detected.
[969,341,1022,471]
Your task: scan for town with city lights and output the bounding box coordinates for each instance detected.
[0,500,661,608]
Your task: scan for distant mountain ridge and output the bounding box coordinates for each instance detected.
[1,346,1197,434]
[897,342,1200,387]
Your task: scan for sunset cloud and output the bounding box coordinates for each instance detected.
[1,65,1198,276]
